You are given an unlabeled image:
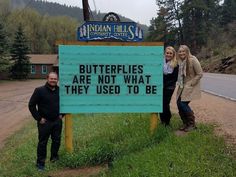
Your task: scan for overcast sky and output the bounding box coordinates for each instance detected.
[46,0,157,26]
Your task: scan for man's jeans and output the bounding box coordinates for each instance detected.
[37,118,62,166]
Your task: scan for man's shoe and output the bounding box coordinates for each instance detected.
[50,156,59,163]
[36,163,45,171]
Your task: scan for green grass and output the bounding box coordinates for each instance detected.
[103,126,236,177]
[0,114,235,177]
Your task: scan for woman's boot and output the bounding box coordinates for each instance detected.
[179,111,188,131]
[184,111,197,132]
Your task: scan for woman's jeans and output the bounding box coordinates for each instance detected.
[177,97,192,113]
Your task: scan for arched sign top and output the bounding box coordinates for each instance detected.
[77,12,143,42]
[103,12,121,22]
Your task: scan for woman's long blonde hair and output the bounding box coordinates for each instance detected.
[165,46,178,68]
[178,45,192,74]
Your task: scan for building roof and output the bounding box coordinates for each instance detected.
[29,55,58,65]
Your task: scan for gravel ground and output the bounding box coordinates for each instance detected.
[0,80,45,148]
[171,91,236,147]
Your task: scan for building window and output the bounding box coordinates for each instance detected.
[31,65,36,74]
[42,65,47,74]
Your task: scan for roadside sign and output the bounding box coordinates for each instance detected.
[59,43,163,113]
[77,21,143,42]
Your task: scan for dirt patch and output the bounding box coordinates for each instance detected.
[202,54,236,74]
[171,91,236,147]
[174,130,188,137]
[49,165,108,177]
[0,79,45,148]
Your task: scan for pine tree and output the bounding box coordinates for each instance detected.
[147,7,177,46]
[156,0,184,44]
[221,0,236,25]
[10,25,30,79]
[181,0,220,53]
[0,22,10,73]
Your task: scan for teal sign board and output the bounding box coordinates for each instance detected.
[59,45,163,113]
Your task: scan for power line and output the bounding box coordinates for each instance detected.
[88,4,94,20]
[92,0,97,13]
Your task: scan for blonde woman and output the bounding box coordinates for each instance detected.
[176,45,203,131]
[160,46,178,126]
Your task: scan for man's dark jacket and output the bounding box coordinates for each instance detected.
[28,82,60,121]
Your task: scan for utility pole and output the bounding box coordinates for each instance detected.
[82,0,90,21]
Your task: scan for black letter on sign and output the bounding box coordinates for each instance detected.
[72,75,78,84]
[65,85,70,94]
[146,85,157,94]
[80,65,85,73]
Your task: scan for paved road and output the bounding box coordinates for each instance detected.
[201,73,236,101]
[0,80,44,148]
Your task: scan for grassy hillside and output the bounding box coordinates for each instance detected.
[197,22,236,74]
[10,0,149,35]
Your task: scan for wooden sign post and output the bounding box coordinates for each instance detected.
[65,114,73,152]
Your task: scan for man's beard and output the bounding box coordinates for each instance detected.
[48,82,57,88]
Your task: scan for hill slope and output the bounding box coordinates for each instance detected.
[10,0,149,35]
